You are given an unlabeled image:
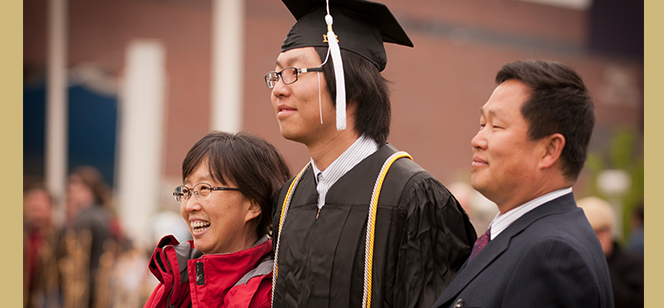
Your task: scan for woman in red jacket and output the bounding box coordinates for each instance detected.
[145,131,291,308]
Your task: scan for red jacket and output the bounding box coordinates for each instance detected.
[144,235,273,308]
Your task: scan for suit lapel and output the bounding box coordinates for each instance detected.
[434,228,509,305]
[434,193,577,306]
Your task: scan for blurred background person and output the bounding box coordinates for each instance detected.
[578,196,644,308]
[65,165,119,308]
[23,182,62,308]
[144,131,291,308]
[626,200,644,256]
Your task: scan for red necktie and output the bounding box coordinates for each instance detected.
[468,228,491,262]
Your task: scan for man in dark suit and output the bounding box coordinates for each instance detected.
[432,60,614,308]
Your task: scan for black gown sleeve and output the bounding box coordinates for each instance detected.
[393,173,476,308]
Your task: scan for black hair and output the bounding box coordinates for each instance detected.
[496,60,595,181]
[315,47,391,145]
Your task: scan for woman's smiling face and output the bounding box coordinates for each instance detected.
[180,159,260,254]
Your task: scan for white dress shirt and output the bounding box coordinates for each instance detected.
[311,135,379,209]
[487,187,573,240]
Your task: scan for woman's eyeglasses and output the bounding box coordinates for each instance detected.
[173,183,240,202]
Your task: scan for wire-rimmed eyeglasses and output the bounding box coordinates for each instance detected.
[173,183,240,202]
[265,66,324,89]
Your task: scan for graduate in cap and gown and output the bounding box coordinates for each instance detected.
[265,0,477,307]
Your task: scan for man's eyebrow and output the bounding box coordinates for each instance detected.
[479,106,502,119]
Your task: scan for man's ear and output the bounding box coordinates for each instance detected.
[245,200,262,223]
[540,133,565,169]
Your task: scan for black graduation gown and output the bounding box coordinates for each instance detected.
[272,144,476,308]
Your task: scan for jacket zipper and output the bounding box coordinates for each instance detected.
[196,261,205,285]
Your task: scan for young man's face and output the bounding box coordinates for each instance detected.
[470,79,542,211]
[270,47,337,146]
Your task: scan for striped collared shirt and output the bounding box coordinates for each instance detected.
[487,187,573,240]
[311,135,379,209]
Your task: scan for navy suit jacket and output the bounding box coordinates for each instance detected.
[431,193,614,308]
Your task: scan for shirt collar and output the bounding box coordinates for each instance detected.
[311,135,379,208]
[311,135,378,183]
[488,187,573,240]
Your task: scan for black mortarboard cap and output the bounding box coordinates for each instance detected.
[280,0,413,72]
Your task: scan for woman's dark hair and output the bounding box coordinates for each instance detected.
[496,60,595,182]
[182,131,291,239]
[315,47,391,145]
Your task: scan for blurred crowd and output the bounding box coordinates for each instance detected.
[23,166,155,308]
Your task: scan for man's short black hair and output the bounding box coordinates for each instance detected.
[315,47,391,145]
[496,60,595,182]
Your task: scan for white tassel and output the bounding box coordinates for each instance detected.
[325,14,346,131]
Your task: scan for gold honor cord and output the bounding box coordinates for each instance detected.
[272,162,310,307]
[363,151,412,308]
